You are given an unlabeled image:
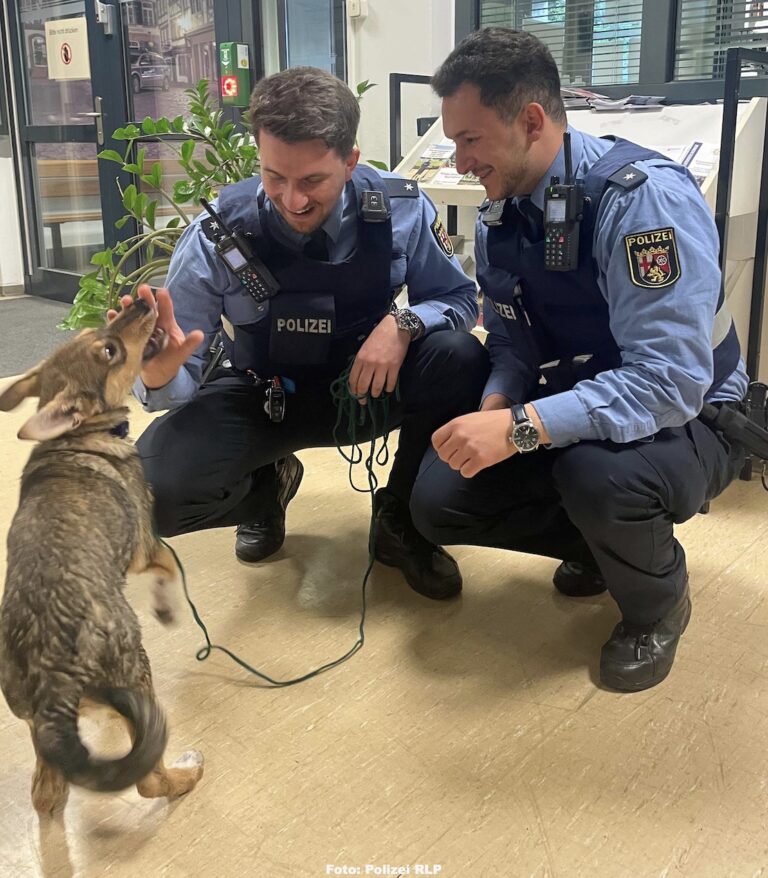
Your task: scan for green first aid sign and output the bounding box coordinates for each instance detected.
[219,42,251,106]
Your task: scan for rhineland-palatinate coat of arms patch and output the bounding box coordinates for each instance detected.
[624,228,680,289]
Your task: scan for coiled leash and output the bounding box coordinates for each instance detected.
[163,361,399,687]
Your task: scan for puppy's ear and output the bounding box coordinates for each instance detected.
[18,393,85,441]
[0,364,45,411]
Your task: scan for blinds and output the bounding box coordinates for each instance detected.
[479,0,642,85]
[676,0,768,79]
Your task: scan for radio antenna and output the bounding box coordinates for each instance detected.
[200,197,234,237]
[563,132,573,186]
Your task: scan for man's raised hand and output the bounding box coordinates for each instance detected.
[107,284,204,390]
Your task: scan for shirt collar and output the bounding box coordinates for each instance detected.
[261,180,348,249]
[526,126,584,212]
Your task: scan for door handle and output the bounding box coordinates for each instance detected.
[78,96,104,145]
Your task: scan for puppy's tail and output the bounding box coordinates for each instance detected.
[34,686,168,792]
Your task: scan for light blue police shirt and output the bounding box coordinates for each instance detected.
[477,127,749,447]
[135,166,478,412]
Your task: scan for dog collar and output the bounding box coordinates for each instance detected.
[109,420,130,439]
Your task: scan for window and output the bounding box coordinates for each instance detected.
[676,0,768,79]
[480,0,642,85]
[30,35,46,67]
[122,2,138,27]
[260,0,346,80]
[142,2,155,27]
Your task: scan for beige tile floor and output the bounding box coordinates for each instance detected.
[1,387,768,877]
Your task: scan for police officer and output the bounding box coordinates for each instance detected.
[411,28,749,690]
[128,67,489,601]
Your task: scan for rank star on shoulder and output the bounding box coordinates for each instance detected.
[623,172,636,181]
[404,183,414,191]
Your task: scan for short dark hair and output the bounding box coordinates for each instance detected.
[432,28,566,124]
[249,67,360,156]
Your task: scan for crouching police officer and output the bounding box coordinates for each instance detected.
[129,67,489,600]
[411,28,748,689]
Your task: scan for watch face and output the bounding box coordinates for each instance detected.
[396,310,423,339]
[513,423,540,452]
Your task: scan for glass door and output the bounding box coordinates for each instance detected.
[8,0,133,302]
[8,0,220,303]
[121,0,217,252]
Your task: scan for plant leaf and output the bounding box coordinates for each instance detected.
[122,183,137,211]
[148,161,163,189]
[98,149,124,164]
[173,180,193,201]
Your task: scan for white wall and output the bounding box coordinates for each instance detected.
[0,150,25,292]
[346,0,455,170]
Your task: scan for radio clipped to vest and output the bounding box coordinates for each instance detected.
[544,132,586,271]
[200,197,280,303]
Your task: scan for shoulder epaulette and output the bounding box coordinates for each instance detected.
[384,178,419,198]
[200,216,225,243]
[607,164,648,191]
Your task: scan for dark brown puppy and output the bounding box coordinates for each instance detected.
[0,299,203,814]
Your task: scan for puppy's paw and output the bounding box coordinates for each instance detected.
[173,749,204,772]
[167,749,205,797]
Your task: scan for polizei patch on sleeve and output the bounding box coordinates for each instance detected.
[624,228,680,288]
[431,215,454,256]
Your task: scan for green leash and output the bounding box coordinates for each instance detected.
[166,362,398,687]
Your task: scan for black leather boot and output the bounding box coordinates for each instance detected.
[235,455,304,563]
[553,561,607,597]
[371,488,462,600]
[600,580,691,692]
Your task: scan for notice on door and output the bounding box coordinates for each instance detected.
[45,17,90,81]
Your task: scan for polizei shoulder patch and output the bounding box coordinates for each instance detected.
[624,227,680,288]
[431,215,454,256]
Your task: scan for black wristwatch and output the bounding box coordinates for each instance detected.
[390,306,425,341]
[509,403,541,453]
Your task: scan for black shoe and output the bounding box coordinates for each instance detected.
[553,561,607,597]
[235,455,304,563]
[371,488,462,600]
[600,581,691,692]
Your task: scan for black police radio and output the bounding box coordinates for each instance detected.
[544,132,586,271]
[200,197,280,302]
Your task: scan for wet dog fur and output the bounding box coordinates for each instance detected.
[0,299,203,814]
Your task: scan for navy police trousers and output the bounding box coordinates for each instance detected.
[137,331,489,539]
[411,417,743,624]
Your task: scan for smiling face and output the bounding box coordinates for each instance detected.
[442,83,542,202]
[258,130,359,234]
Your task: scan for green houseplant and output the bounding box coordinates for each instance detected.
[62,78,381,330]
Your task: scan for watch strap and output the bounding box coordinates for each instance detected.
[511,403,529,425]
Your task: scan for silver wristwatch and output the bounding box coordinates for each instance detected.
[390,306,425,340]
[509,403,540,453]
